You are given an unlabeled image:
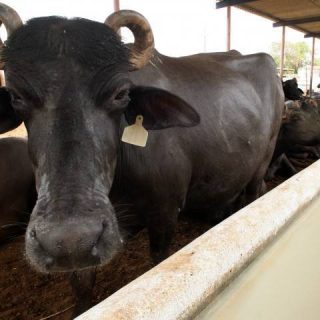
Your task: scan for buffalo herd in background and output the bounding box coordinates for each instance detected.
[267,78,320,179]
[0,3,319,318]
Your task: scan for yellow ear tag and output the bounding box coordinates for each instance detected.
[121,115,148,147]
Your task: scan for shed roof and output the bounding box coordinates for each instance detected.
[216,0,320,38]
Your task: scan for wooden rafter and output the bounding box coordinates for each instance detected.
[305,33,320,38]
[216,0,257,9]
[274,16,320,27]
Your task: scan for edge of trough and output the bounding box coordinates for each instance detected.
[76,160,320,320]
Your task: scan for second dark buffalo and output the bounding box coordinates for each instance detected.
[282,77,304,100]
[0,137,35,244]
[267,98,320,179]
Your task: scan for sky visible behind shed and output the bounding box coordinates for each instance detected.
[0,0,317,57]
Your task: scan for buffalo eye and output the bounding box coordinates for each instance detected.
[10,91,22,105]
[114,89,129,101]
[9,91,29,119]
[97,84,131,113]
[111,83,131,104]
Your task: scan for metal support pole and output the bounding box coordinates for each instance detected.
[113,0,120,12]
[310,37,315,95]
[280,26,286,79]
[0,71,5,87]
[227,6,231,51]
[113,0,121,36]
[226,6,231,50]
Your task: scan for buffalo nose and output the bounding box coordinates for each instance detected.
[28,221,108,270]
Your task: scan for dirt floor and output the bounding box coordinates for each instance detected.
[0,127,316,320]
[0,217,213,320]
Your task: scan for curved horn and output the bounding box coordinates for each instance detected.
[105,10,154,71]
[0,3,22,69]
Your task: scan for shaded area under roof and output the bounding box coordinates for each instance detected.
[216,0,320,38]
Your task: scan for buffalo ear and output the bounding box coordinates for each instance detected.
[0,87,22,133]
[125,86,200,130]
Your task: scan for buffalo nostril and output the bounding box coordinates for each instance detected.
[95,220,108,247]
[91,246,99,257]
[30,229,36,239]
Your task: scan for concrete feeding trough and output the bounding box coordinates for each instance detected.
[76,160,320,320]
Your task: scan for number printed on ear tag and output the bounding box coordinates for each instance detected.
[121,115,148,147]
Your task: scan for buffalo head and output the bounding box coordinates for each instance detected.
[0,6,199,272]
[282,78,304,101]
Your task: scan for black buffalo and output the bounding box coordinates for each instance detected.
[282,78,304,100]
[0,137,35,243]
[267,98,320,179]
[0,5,283,311]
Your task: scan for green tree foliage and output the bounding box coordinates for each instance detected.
[270,41,311,73]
